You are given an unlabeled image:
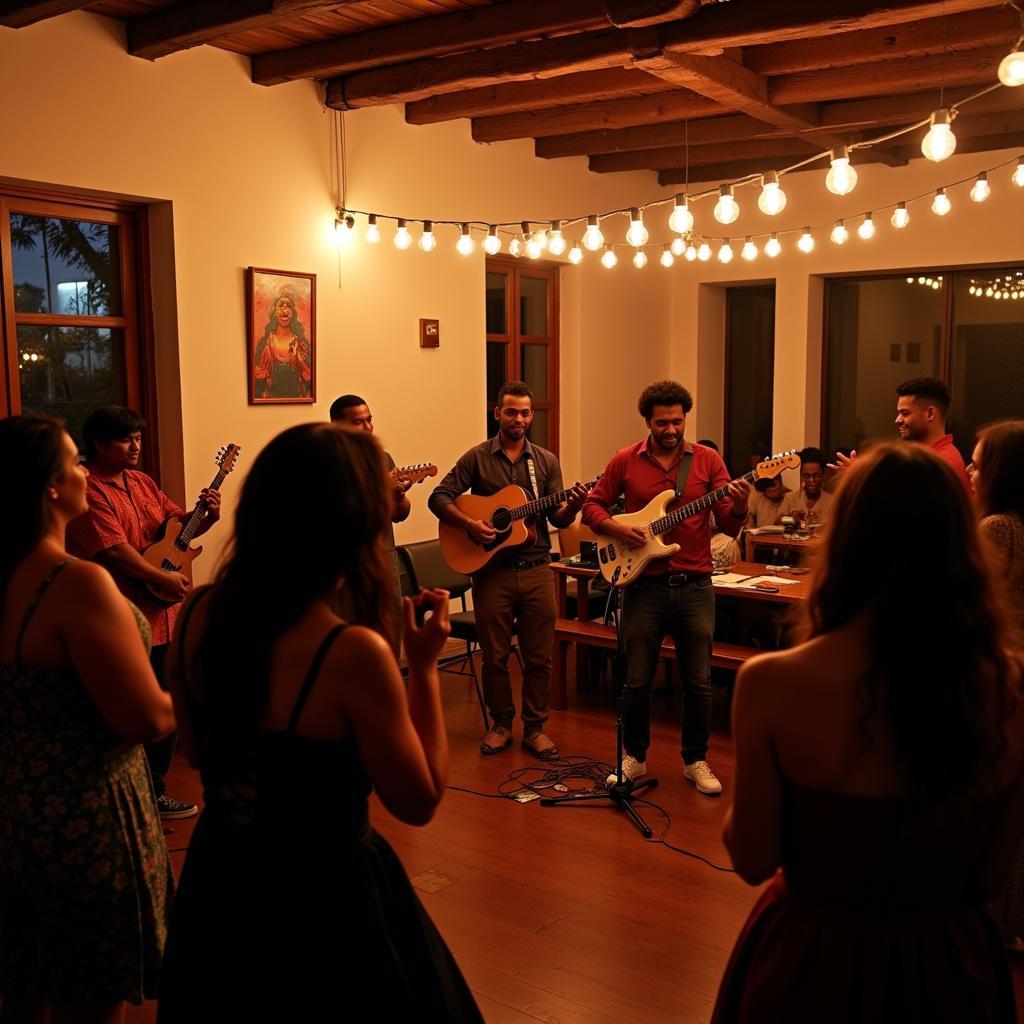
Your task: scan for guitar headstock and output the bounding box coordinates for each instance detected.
[393,462,438,485]
[217,444,241,473]
[753,449,800,480]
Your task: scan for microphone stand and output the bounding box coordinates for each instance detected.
[541,565,659,838]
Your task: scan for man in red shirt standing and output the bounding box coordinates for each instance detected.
[67,406,221,819]
[582,381,749,796]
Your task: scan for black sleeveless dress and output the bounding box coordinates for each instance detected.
[158,619,482,1021]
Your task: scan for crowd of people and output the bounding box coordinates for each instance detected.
[1,371,1023,1020]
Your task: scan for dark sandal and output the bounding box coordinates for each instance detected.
[522,732,559,760]
[480,726,513,755]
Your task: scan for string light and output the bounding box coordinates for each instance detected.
[1013,157,1024,188]
[524,223,542,259]
[891,202,910,229]
[758,172,787,216]
[365,213,380,244]
[547,221,566,256]
[857,213,875,240]
[741,237,758,261]
[764,233,781,257]
[669,195,694,234]
[335,212,355,243]
[797,228,815,253]
[632,247,648,269]
[456,223,475,255]
[714,185,740,225]
[659,246,675,268]
[970,172,991,203]
[508,236,522,257]
[718,240,734,263]
[418,220,437,252]
[670,235,686,257]
[921,108,957,162]
[685,240,698,261]
[483,225,501,255]
[583,215,604,251]
[626,208,649,247]
[831,219,849,244]
[998,48,1024,87]
[697,239,712,261]
[826,147,858,196]
[931,188,952,216]
[393,219,412,250]
[568,242,583,264]
[601,245,618,269]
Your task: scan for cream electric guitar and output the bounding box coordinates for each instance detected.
[390,462,438,485]
[597,450,800,587]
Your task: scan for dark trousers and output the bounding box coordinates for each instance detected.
[619,576,715,764]
[472,564,556,733]
[145,643,177,797]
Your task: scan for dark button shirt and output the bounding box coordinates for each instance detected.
[428,436,565,567]
[582,438,743,575]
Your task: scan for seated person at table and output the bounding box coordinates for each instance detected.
[774,448,833,528]
[747,476,790,528]
[713,442,1024,1023]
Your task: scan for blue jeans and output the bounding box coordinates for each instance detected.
[619,575,715,764]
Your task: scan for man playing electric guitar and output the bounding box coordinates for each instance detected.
[429,381,588,759]
[67,405,221,820]
[582,381,750,797]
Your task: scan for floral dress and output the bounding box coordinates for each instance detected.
[0,559,174,1003]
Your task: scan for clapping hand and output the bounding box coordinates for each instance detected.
[827,450,857,473]
[402,588,451,670]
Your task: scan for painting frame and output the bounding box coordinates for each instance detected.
[246,266,316,405]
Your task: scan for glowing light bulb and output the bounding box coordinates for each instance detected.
[456,224,475,255]
[583,215,604,251]
[365,214,381,244]
[508,236,522,257]
[714,185,740,225]
[335,213,354,244]
[535,229,548,252]
[998,49,1024,87]
[568,243,584,264]
[525,233,543,259]
[826,147,858,196]
[931,189,951,216]
[718,241,734,263]
[547,221,566,256]
[891,203,910,229]
[741,237,758,261]
[971,172,991,203]
[483,226,501,255]
[797,228,815,253]
[685,241,697,261]
[668,194,693,235]
[857,214,875,240]
[659,246,674,268]
[764,233,781,258]
[601,245,618,269]
[831,220,849,245]
[1014,158,1024,188]
[921,108,956,162]
[626,208,649,247]
[394,219,412,250]
[697,240,712,261]
[670,235,685,257]
[632,248,648,269]
[757,172,787,216]
[418,221,437,252]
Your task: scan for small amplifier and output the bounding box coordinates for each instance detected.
[579,540,598,564]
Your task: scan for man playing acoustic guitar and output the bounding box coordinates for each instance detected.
[429,382,588,759]
[582,381,749,797]
[67,405,221,819]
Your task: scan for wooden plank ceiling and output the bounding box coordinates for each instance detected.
[4,0,1023,186]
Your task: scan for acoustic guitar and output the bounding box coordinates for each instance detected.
[597,451,800,587]
[390,462,438,485]
[439,478,599,575]
[143,444,241,604]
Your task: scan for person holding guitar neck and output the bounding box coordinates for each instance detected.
[67,406,221,820]
[582,381,750,796]
[429,381,588,759]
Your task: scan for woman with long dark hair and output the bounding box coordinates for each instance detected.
[713,442,1024,1023]
[0,415,174,1023]
[158,423,481,1020]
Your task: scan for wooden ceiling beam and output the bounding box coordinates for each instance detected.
[0,0,89,27]
[601,0,700,28]
[743,7,1021,76]
[589,136,824,173]
[657,156,807,187]
[472,90,725,142]
[406,68,673,124]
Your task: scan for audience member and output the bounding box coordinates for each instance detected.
[0,415,175,1021]
[158,423,482,1020]
[774,447,833,527]
[713,442,1024,1022]
[746,476,790,528]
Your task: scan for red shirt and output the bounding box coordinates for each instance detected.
[931,434,971,493]
[66,468,184,645]
[582,439,744,575]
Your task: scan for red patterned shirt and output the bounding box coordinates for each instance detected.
[67,469,184,645]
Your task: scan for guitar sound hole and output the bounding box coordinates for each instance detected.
[490,507,512,532]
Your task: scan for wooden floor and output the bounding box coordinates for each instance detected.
[130,659,1024,1023]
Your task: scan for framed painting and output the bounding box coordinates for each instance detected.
[246,267,316,404]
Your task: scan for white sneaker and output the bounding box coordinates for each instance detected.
[684,760,722,795]
[606,754,646,786]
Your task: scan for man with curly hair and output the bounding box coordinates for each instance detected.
[583,381,750,796]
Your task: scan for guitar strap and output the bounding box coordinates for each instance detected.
[524,450,541,504]
[674,449,694,499]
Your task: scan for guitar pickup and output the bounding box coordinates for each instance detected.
[599,545,614,563]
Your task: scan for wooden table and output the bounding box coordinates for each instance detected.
[549,561,808,708]
[743,530,819,564]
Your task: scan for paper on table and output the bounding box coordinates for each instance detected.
[738,575,800,587]
[714,574,800,589]
[747,525,785,534]
[713,572,758,585]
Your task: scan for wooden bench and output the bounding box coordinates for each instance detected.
[551,617,756,708]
